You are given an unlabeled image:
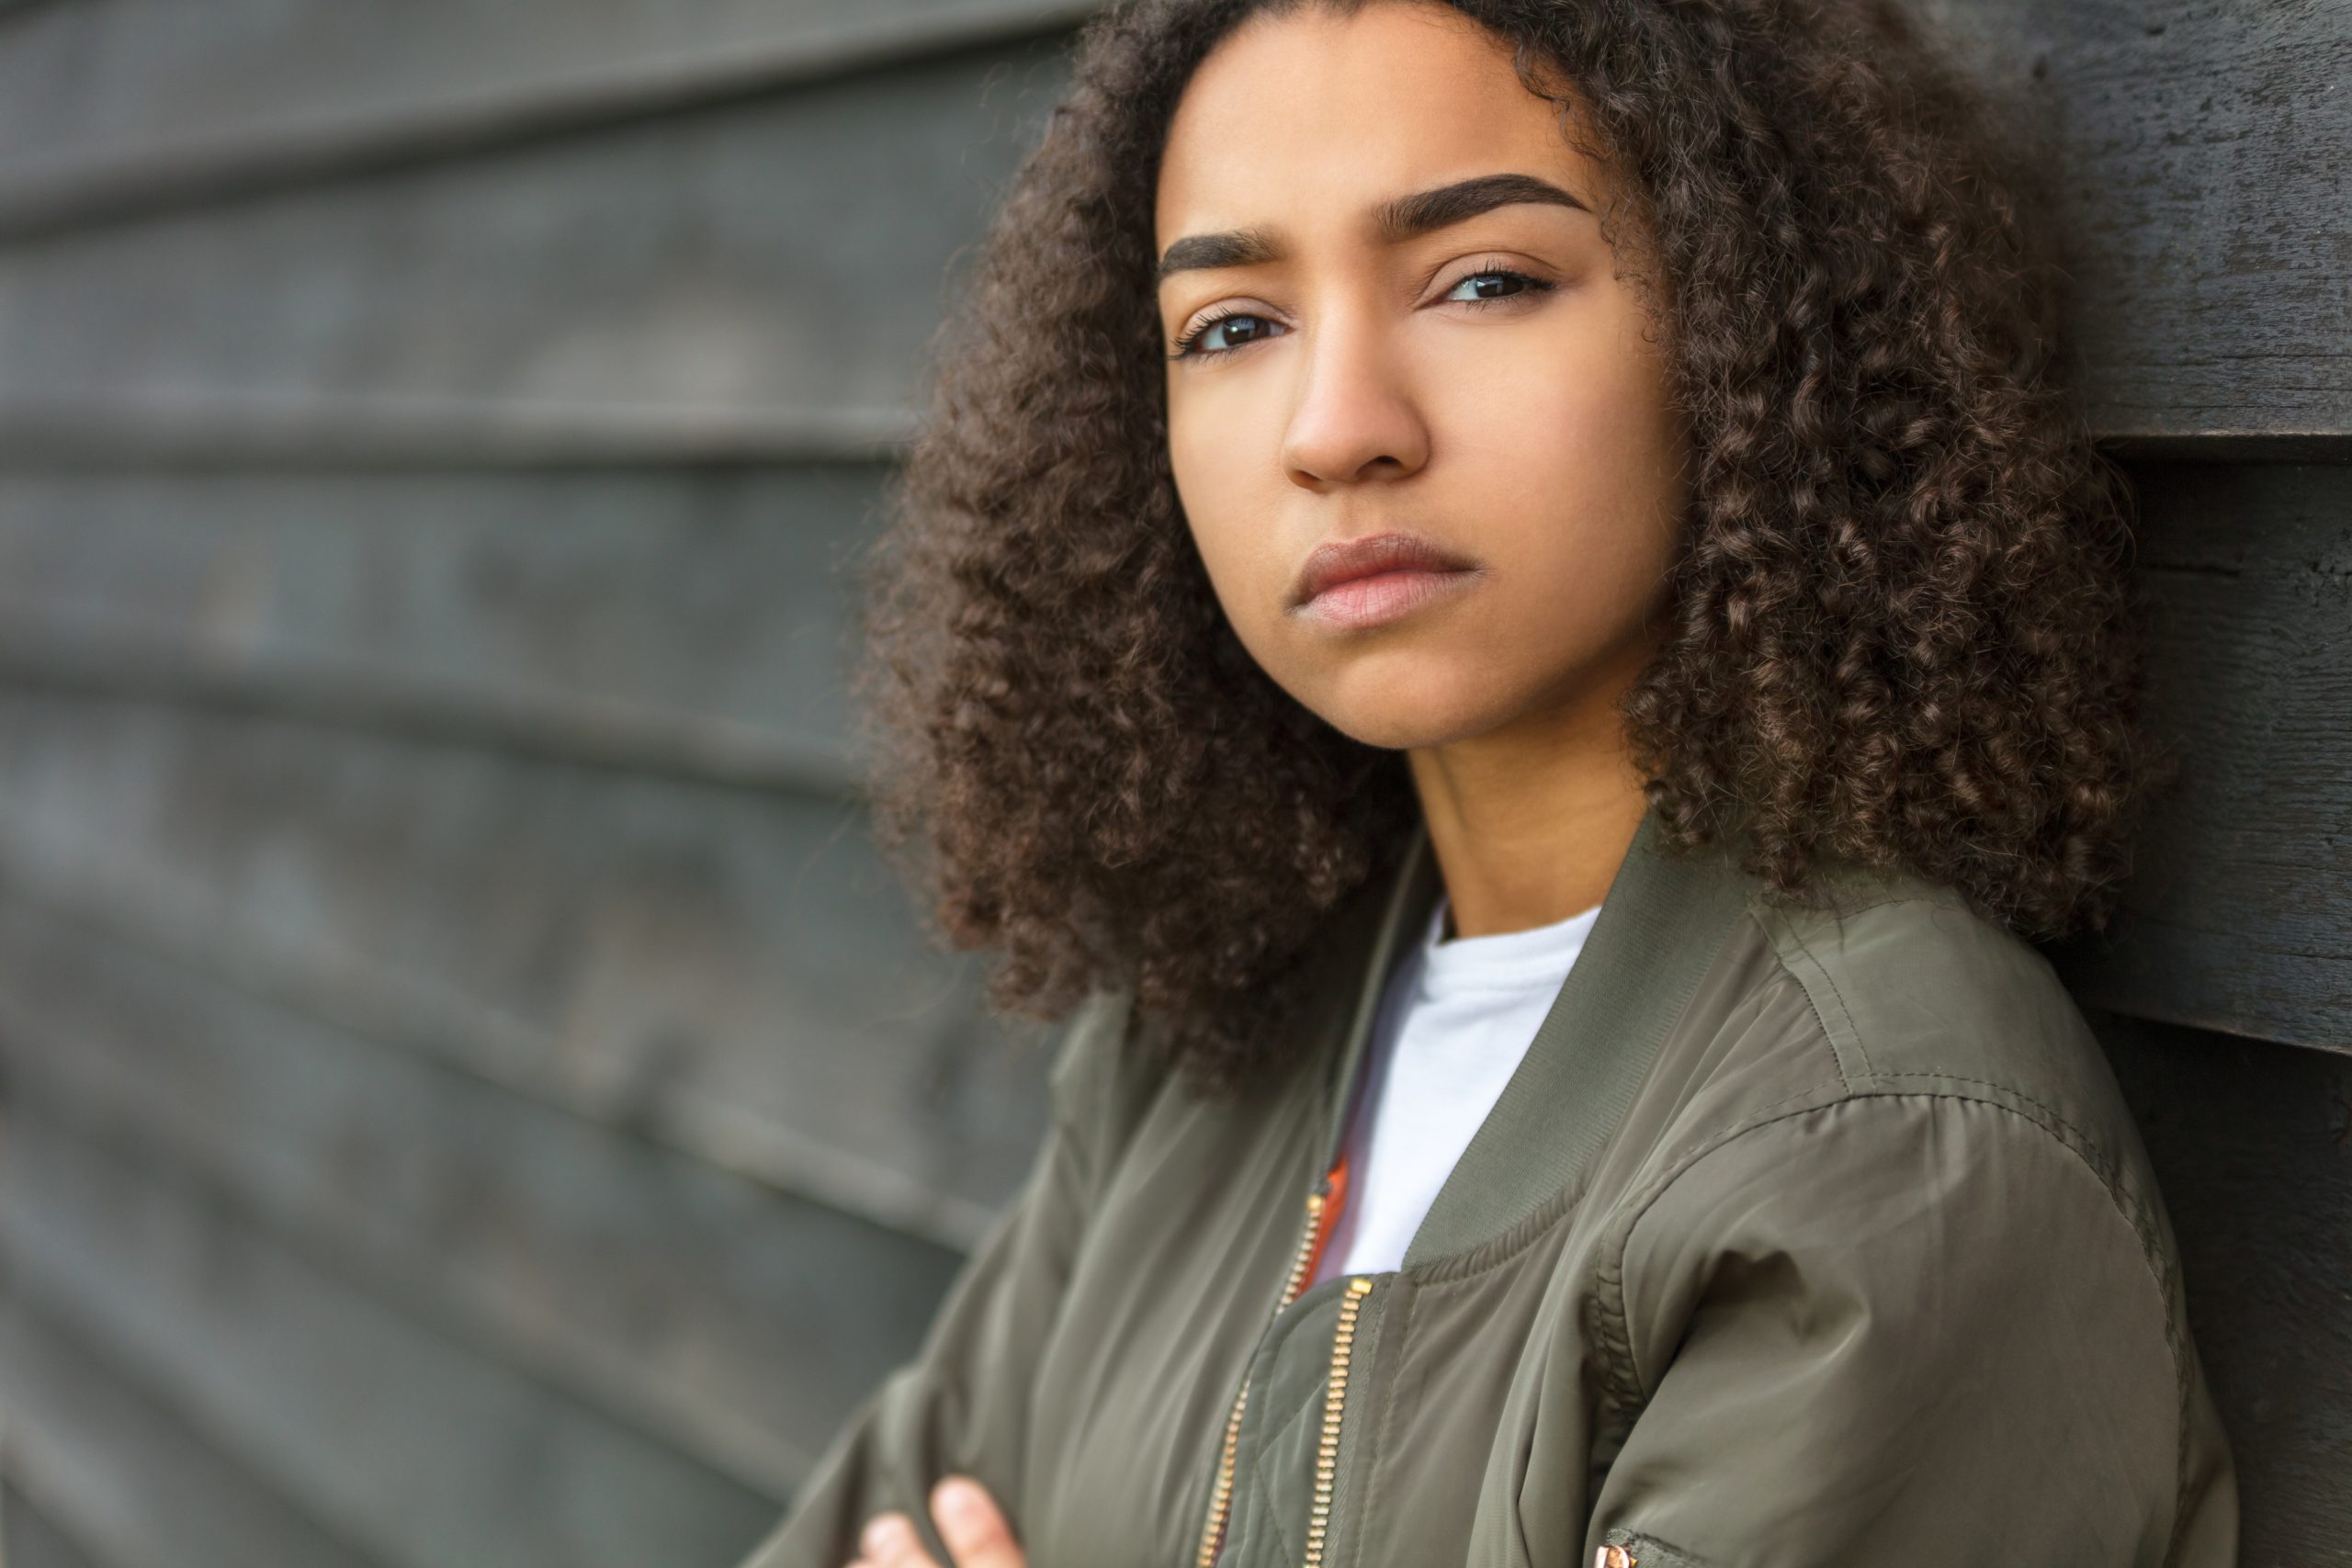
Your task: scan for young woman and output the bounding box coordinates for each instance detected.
[742,1,2238,1564]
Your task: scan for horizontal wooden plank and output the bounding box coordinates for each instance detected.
[0,466,884,784]
[0,37,1069,424]
[0,0,1096,236]
[0,1108,784,1568]
[0,1279,380,1568]
[2088,1011,2352,1563]
[0,5,2338,458]
[0,691,1051,1248]
[1,457,2343,1052]
[0,626,856,797]
[2054,460,2351,1050]
[0,396,911,469]
[0,889,970,1492]
[1912,0,2351,448]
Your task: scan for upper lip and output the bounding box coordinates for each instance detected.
[1290,530,1480,608]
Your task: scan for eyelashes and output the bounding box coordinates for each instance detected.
[1168,303,1268,362]
[1165,265,1559,363]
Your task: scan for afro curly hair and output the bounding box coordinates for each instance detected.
[854,0,2148,1100]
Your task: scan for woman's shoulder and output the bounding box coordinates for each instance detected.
[1708,859,2162,1215]
[1610,866,2233,1568]
[1040,985,1183,1180]
[1656,860,2182,1279]
[1630,859,2188,1317]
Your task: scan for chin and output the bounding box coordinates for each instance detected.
[1294,665,1515,752]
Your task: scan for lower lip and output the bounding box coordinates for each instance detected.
[1297,568,1481,629]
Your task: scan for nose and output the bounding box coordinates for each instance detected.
[1279,310,1430,490]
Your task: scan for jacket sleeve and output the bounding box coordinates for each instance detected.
[1585,1090,2237,1568]
[732,989,1143,1568]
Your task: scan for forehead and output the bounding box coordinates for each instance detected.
[1154,2,1597,243]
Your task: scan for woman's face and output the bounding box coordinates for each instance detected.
[1155,0,1689,752]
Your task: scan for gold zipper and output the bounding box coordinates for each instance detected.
[1303,1274,1373,1568]
[1193,1185,1329,1567]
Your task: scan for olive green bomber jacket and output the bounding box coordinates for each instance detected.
[739,806,2238,1568]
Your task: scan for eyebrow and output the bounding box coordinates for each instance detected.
[1154,171,1589,287]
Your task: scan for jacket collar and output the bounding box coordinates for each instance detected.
[1314,798,1763,1270]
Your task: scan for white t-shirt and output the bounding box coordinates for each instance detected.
[1308,890,1600,1287]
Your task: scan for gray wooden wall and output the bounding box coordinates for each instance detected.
[0,4,1095,1564]
[0,1,2341,1565]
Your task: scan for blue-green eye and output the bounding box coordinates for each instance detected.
[1169,309,1284,361]
[1444,266,1554,306]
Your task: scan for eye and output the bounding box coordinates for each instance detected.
[1168,307,1286,362]
[1442,265,1556,309]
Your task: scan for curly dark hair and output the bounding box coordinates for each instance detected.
[852,0,2148,1100]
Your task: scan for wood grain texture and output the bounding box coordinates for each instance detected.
[2090,1010,2352,1567]
[0,457,2340,1051]
[0,397,914,469]
[0,3,2340,460]
[2053,460,2352,1051]
[0,38,1071,425]
[1914,0,2352,450]
[0,1108,784,1568]
[0,465,889,784]
[0,0,1095,232]
[0,692,1054,1249]
[0,1,2339,1562]
[0,891,969,1494]
[0,1281,379,1568]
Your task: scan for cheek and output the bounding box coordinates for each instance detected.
[1159,300,1690,750]
[1168,396,1288,642]
[1453,321,1686,610]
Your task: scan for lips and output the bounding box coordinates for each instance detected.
[1289,530,1481,612]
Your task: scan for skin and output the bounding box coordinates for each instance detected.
[1158,0,1690,939]
[845,1477,1021,1568]
[849,2,1690,1560]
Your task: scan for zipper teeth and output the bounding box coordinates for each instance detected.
[1276,1190,1325,1303]
[1193,1379,1250,1568]
[1194,1189,1327,1568]
[1302,1276,1373,1568]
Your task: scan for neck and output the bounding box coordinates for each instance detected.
[1405,649,1652,941]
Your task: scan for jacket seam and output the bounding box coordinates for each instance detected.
[1597,1086,2191,1561]
[1248,1396,1313,1567]
[1586,1071,1850,1427]
[1253,1384,1320,1468]
[1850,1073,2197,1567]
[1245,1436,1296,1568]
[1240,1284,1345,1568]
[1355,1281,1418,1568]
[1407,1056,1838,1292]
[1404,1161,1598,1286]
[1054,989,1129,1222]
[1406,916,1769,1291]
[1763,887,1958,926]
[1754,908,1871,1080]
[1607,1083,2184,1384]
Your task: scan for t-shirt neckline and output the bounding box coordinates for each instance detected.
[1415,893,1601,993]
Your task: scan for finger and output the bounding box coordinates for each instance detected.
[931,1475,1024,1568]
[858,1510,937,1568]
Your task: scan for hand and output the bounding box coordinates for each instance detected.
[848,1474,1025,1568]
